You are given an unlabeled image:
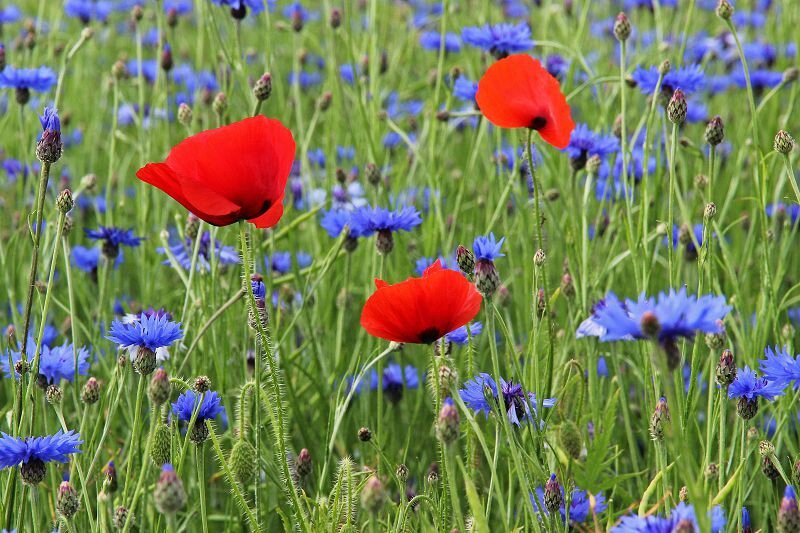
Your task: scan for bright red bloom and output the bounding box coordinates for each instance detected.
[136,116,295,228]
[360,260,482,344]
[476,54,575,149]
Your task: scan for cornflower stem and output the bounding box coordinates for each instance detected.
[123,373,146,502]
[618,39,641,293]
[18,207,64,436]
[735,420,747,530]
[54,405,97,532]
[525,129,554,398]
[178,220,207,336]
[16,161,52,427]
[238,220,309,532]
[121,407,156,533]
[667,123,679,288]
[717,389,727,493]
[196,445,209,533]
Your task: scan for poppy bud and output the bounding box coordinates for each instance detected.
[330,8,342,29]
[133,346,157,376]
[113,506,133,530]
[57,189,73,213]
[613,12,631,42]
[649,396,669,441]
[177,103,192,126]
[775,130,795,154]
[667,89,687,124]
[82,377,100,404]
[253,73,272,102]
[161,43,174,73]
[559,420,582,459]
[737,397,758,420]
[361,476,386,514]
[230,440,257,486]
[57,480,80,519]
[544,474,563,514]
[435,399,460,445]
[358,427,372,442]
[150,423,172,466]
[716,0,734,20]
[705,116,724,146]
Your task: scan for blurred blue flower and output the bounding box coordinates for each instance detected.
[459,373,555,426]
[461,22,533,58]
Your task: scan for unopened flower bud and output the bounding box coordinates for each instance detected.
[46,384,63,404]
[212,92,228,116]
[229,439,257,486]
[57,480,80,519]
[704,202,717,220]
[193,375,211,393]
[361,476,386,514]
[456,245,475,276]
[775,130,795,154]
[358,427,372,442]
[154,464,187,515]
[716,0,734,20]
[150,423,172,466]
[544,474,563,514]
[435,399,460,445]
[649,396,669,441]
[177,103,192,126]
[658,59,671,76]
[613,12,631,42]
[57,189,73,213]
[705,116,724,146]
[667,89,687,124]
[253,73,272,102]
[82,377,100,404]
[148,368,171,405]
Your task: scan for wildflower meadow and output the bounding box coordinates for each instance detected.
[1,0,800,531]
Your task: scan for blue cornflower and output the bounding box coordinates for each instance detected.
[331,182,367,210]
[611,146,656,183]
[564,124,619,168]
[419,31,461,53]
[71,245,118,273]
[415,255,458,275]
[288,70,322,89]
[0,430,82,484]
[631,64,705,95]
[612,503,725,532]
[759,346,800,389]
[452,76,477,103]
[336,146,355,162]
[352,206,422,235]
[577,289,730,346]
[85,226,143,258]
[728,366,785,419]
[0,66,57,100]
[106,313,183,353]
[0,5,21,23]
[267,252,292,274]
[445,322,483,345]
[545,54,570,81]
[731,67,783,90]
[461,22,533,58]
[210,0,268,15]
[472,233,505,261]
[339,64,360,84]
[624,0,677,8]
[2,342,90,384]
[766,203,800,225]
[158,232,238,272]
[369,363,419,403]
[171,390,224,422]
[39,106,60,133]
[64,0,112,22]
[164,0,193,14]
[319,209,370,240]
[282,1,317,25]
[664,223,712,258]
[459,373,555,426]
[530,486,607,525]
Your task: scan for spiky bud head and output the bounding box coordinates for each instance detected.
[212,92,228,116]
[649,396,670,441]
[783,67,799,84]
[154,464,187,515]
[586,154,602,175]
[81,377,100,404]
[177,103,192,126]
[361,476,387,514]
[57,480,80,519]
[365,162,381,186]
[667,89,687,124]
[103,461,118,493]
[456,245,475,276]
[113,506,133,530]
[133,346,157,375]
[737,397,758,420]
[760,440,776,458]
[46,384,63,404]
[775,130,795,154]
[20,458,46,485]
[544,474,563,515]
[705,116,725,146]
[679,485,689,502]
[357,427,372,442]
[56,189,73,213]
[253,73,272,102]
[330,8,342,29]
[533,248,546,267]
[193,375,211,393]
[613,12,631,42]
[148,368,171,405]
[716,0,734,20]
[715,349,737,386]
[189,421,209,445]
[435,400,460,445]
[396,463,409,482]
[658,59,671,76]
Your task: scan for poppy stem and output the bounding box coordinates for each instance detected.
[525,129,554,398]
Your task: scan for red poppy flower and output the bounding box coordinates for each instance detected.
[136,115,295,228]
[360,260,482,344]
[476,54,575,149]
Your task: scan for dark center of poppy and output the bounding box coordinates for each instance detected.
[530,116,547,130]
[418,327,441,344]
